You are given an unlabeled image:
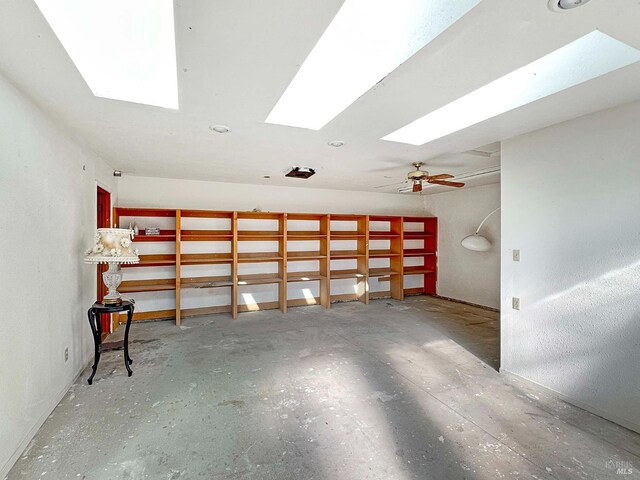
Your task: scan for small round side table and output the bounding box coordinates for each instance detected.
[86,299,135,385]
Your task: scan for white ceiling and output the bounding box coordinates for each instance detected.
[1,0,640,194]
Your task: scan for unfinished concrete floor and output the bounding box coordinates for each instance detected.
[7,297,640,479]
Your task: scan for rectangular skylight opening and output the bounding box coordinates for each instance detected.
[382,31,640,146]
[34,0,178,109]
[265,0,481,130]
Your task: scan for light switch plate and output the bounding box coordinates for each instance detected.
[513,249,520,262]
[512,297,521,310]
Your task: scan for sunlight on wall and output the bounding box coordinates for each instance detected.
[241,292,260,311]
[302,288,317,305]
[538,259,640,310]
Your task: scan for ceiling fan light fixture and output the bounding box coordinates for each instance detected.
[548,0,592,12]
[210,125,231,134]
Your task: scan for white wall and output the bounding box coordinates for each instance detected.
[501,100,640,432]
[424,183,500,309]
[0,73,116,477]
[117,175,425,215]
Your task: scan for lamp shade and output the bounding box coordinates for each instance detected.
[85,228,139,264]
[461,234,492,252]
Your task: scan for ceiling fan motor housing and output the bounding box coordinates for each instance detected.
[285,166,316,179]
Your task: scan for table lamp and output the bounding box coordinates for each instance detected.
[85,228,139,304]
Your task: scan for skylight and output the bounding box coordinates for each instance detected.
[382,31,640,145]
[265,0,481,130]
[34,0,178,109]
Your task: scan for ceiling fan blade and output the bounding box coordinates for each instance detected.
[412,181,422,192]
[427,173,454,180]
[428,180,465,188]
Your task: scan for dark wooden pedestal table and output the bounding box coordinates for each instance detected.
[87,300,135,385]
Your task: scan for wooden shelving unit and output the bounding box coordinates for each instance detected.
[402,216,438,296]
[114,208,437,325]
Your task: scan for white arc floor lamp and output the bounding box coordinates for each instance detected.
[461,207,500,252]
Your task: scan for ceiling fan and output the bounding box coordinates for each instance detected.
[376,162,465,192]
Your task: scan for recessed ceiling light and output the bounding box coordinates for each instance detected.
[382,31,640,146]
[209,125,231,134]
[548,0,592,12]
[34,0,178,109]
[265,0,481,130]
[328,140,345,147]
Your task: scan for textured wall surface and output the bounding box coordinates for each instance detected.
[0,73,116,477]
[116,175,426,215]
[501,100,640,432]
[424,183,500,309]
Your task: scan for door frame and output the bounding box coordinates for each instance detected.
[96,184,112,335]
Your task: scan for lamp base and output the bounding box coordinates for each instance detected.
[102,297,123,306]
[102,263,124,304]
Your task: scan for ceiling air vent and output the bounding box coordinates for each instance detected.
[285,167,316,179]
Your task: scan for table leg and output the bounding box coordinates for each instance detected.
[87,308,101,385]
[123,306,134,376]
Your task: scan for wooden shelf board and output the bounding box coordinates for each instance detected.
[133,235,176,242]
[181,305,232,317]
[286,297,321,306]
[403,267,436,275]
[116,308,176,323]
[331,269,366,279]
[287,251,326,260]
[368,268,401,277]
[181,276,234,288]
[330,250,365,259]
[237,253,283,263]
[237,212,282,219]
[404,287,427,295]
[287,231,326,239]
[237,274,283,285]
[403,232,435,239]
[122,254,176,268]
[331,214,364,221]
[119,279,176,293]
[369,232,401,238]
[181,230,233,241]
[133,230,176,242]
[237,231,283,240]
[330,231,365,238]
[403,216,437,222]
[180,210,233,218]
[288,272,325,281]
[287,213,325,221]
[181,254,233,265]
[115,208,176,218]
[403,249,436,257]
[330,293,359,302]
[370,291,392,299]
[369,250,401,258]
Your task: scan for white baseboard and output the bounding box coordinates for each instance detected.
[501,369,640,434]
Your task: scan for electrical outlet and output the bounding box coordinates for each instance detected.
[513,249,521,262]
[64,347,69,362]
[512,297,521,310]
